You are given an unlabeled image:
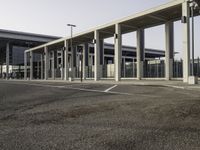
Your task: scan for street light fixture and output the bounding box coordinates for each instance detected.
[190,0,199,76]
[67,24,76,81]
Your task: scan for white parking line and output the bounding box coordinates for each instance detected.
[6,82,131,95]
[164,85,185,89]
[104,85,118,92]
[63,86,131,95]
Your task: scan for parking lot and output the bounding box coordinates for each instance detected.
[0,80,200,150]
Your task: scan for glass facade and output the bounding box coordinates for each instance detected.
[12,46,27,65]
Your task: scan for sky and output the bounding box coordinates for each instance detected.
[0,0,199,58]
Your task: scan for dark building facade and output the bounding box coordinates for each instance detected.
[0,29,60,79]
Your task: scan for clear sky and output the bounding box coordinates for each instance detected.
[0,0,199,58]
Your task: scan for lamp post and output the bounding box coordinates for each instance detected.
[190,1,195,76]
[67,24,76,81]
[190,0,199,76]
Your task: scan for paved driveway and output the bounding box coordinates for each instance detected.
[0,80,200,150]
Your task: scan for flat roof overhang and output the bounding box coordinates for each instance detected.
[0,29,60,42]
[0,29,61,49]
[26,0,200,53]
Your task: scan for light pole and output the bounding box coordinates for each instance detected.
[67,24,76,81]
[190,0,199,76]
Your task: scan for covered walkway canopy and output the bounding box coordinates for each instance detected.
[25,0,200,83]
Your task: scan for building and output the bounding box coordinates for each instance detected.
[0,29,60,79]
[26,42,168,80]
[0,29,168,80]
[24,0,200,84]
[9,1,200,83]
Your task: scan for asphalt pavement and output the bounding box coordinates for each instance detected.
[0,80,200,150]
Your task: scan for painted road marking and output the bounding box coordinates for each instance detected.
[104,85,118,92]
[6,82,131,95]
[164,85,185,89]
[63,86,131,95]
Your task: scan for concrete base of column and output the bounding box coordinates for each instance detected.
[83,66,87,80]
[188,76,198,84]
[94,65,102,81]
[115,78,121,82]
[165,59,173,80]
[137,61,143,80]
[64,67,69,81]
[183,77,188,83]
[69,67,75,81]
[69,77,73,82]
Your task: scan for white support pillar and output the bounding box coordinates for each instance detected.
[94,30,100,81]
[114,23,122,81]
[182,1,190,83]
[52,51,55,80]
[61,49,64,80]
[69,47,74,81]
[136,29,145,80]
[44,46,49,80]
[82,44,87,80]
[64,40,69,81]
[41,54,44,79]
[30,51,33,80]
[24,51,27,80]
[165,21,174,80]
[85,43,89,79]
[6,42,9,80]
[71,46,77,80]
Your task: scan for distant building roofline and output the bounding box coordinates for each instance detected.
[0,28,61,40]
